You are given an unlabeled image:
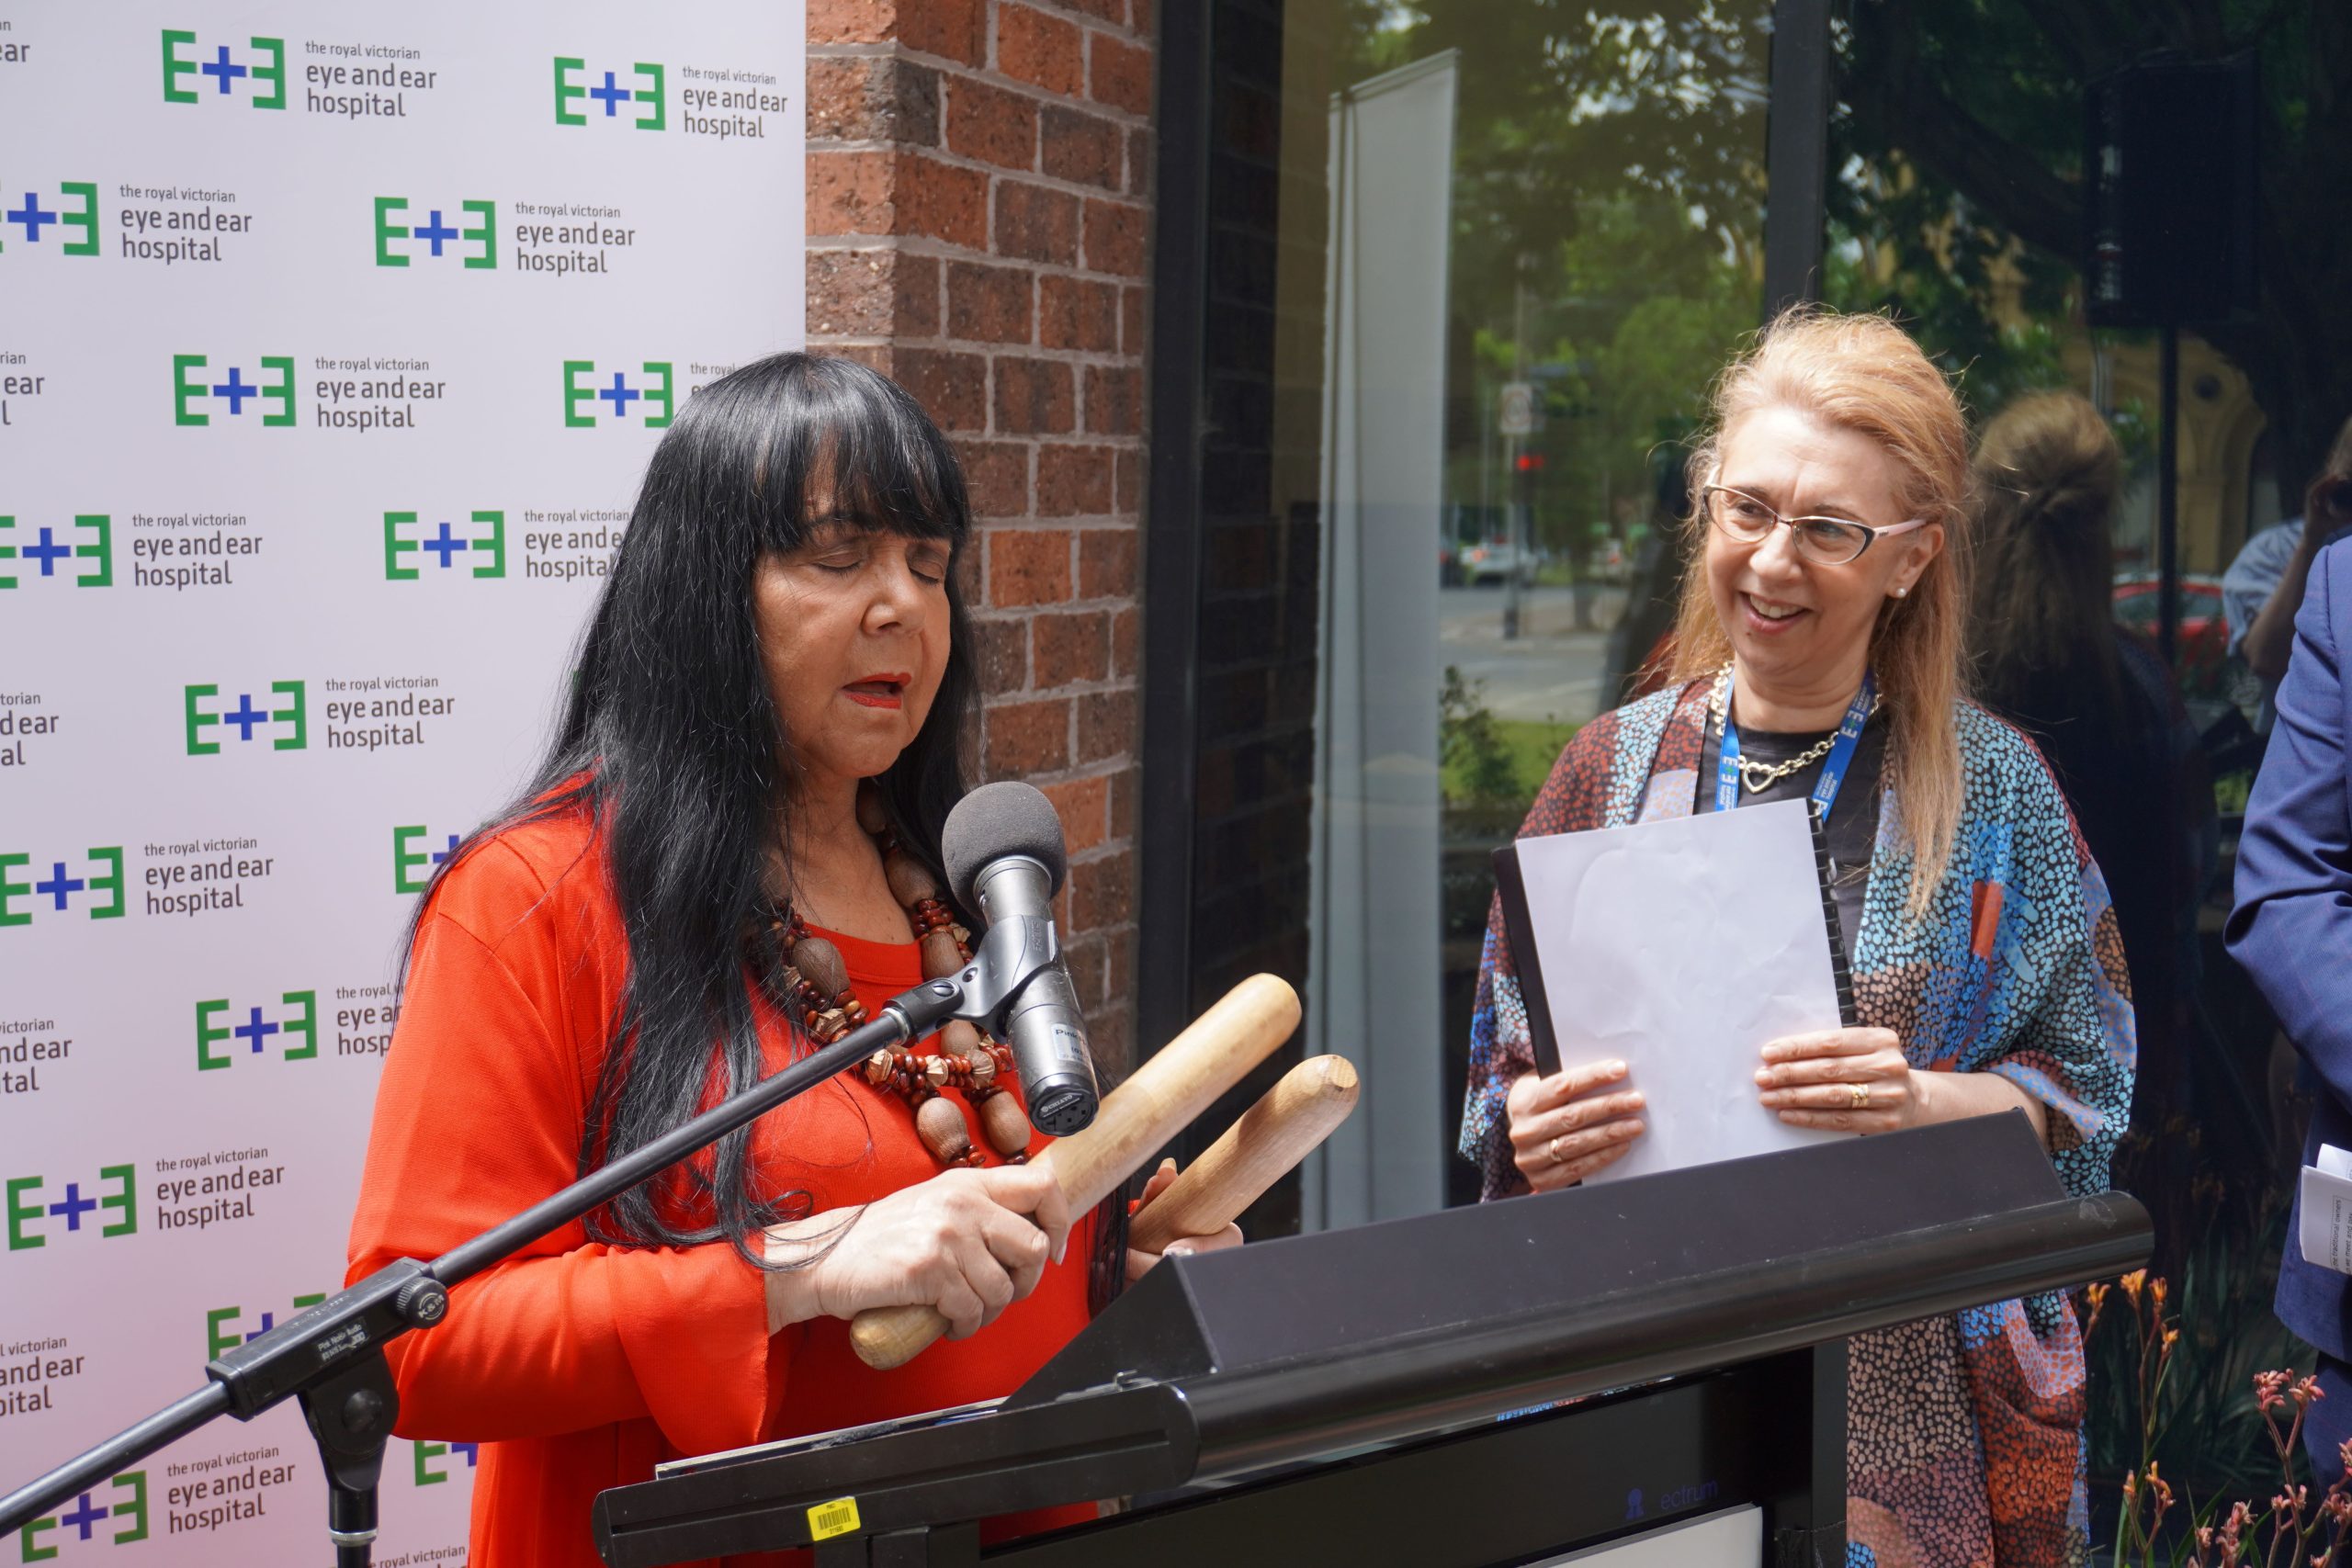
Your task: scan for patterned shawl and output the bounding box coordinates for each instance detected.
[1459,681,2136,1568]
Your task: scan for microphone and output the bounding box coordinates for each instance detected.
[941,783,1101,1135]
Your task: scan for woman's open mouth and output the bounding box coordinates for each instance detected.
[843,674,910,709]
[1740,592,1810,633]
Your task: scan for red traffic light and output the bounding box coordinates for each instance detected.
[1514,453,1545,472]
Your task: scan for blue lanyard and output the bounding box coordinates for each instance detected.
[1713,671,1875,821]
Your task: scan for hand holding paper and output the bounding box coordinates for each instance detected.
[1495,797,1854,1186]
[1755,1027,1924,1134]
[1503,1058,1647,1191]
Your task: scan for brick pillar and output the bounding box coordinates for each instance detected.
[807,0,1153,1069]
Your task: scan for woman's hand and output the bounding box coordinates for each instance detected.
[1124,1157,1244,1284]
[1505,1060,1646,1192]
[1755,1028,1922,1134]
[762,1163,1072,1338]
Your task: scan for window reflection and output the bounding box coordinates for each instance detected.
[1209,0,2345,1527]
[1278,3,1780,1214]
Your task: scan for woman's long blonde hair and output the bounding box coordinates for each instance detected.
[1666,309,1973,906]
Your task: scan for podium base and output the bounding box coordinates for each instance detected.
[805,1348,1844,1568]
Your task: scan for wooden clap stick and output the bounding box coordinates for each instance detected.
[849,972,1303,1371]
[1126,1053,1358,1257]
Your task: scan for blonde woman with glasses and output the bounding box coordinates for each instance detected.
[1459,310,2135,1567]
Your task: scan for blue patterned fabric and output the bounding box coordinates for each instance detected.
[1458,681,2132,1566]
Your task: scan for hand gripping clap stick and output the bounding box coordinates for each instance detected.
[1125,1054,1358,1257]
[850,972,1303,1371]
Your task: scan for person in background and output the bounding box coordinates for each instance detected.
[1967,391,2213,1139]
[1602,434,1698,704]
[2228,527,2352,1478]
[1461,310,2133,1566]
[2221,415,2352,726]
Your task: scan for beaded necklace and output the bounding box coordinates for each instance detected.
[766,784,1035,1170]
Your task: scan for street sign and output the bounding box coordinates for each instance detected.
[1498,380,1538,437]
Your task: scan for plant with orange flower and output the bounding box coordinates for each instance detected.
[2096,1269,2352,1566]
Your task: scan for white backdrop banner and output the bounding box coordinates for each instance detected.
[0,4,804,1562]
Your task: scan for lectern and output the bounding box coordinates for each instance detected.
[594,1113,2148,1567]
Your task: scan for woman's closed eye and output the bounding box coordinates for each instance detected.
[809,550,868,576]
[796,528,950,584]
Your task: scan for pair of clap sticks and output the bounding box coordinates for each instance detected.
[852,974,1351,1371]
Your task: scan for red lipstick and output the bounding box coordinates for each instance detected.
[843,672,911,710]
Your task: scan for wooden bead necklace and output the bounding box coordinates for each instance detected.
[767,784,1035,1170]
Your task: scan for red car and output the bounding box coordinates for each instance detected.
[2110,576,2227,698]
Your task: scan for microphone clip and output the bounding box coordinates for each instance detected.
[871,910,1060,1043]
[945,912,1064,1034]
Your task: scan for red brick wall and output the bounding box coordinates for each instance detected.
[807,0,1153,1068]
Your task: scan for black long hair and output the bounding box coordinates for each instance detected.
[413,353,977,1261]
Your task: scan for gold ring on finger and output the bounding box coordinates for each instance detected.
[1548,1134,1568,1165]
[1848,1082,1870,1110]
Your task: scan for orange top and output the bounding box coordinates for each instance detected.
[345,807,1096,1567]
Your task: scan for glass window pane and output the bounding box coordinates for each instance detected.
[1824,1,2341,1518]
[1251,2,1777,1222]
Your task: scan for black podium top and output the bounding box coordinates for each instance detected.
[593,1114,2148,1567]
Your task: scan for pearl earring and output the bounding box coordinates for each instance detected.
[1893,586,1909,599]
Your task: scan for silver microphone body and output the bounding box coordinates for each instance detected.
[969,855,1099,1135]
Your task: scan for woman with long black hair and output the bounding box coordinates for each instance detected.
[346,354,1233,1566]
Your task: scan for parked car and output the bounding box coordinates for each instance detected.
[1460,539,1533,587]
[2111,574,2228,700]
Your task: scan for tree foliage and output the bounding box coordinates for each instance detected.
[1351,0,2350,503]
[1834,0,2348,494]
[1345,4,1770,551]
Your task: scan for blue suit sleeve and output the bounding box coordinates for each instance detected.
[2228,545,2352,1101]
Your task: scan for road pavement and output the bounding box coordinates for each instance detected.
[1439,583,1628,725]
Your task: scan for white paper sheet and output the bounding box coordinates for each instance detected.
[1513,797,1849,1184]
[2300,1143,2352,1274]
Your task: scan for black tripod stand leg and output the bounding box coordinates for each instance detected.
[298,1351,400,1568]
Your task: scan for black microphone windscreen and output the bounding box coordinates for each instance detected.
[942,781,1068,907]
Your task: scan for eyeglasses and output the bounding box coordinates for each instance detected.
[1702,484,1928,566]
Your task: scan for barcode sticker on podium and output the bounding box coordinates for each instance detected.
[808,1496,863,1540]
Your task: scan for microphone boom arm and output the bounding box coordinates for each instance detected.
[0,975,980,1563]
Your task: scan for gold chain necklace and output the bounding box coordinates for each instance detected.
[1709,666,1877,795]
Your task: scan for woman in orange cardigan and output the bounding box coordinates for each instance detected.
[345,354,1236,1566]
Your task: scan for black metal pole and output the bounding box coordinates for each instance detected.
[328,1472,379,1568]
[0,1384,231,1538]
[2157,323,2181,667]
[1135,0,1215,1062]
[1762,0,1833,315]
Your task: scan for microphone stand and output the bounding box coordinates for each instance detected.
[0,960,1030,1567]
